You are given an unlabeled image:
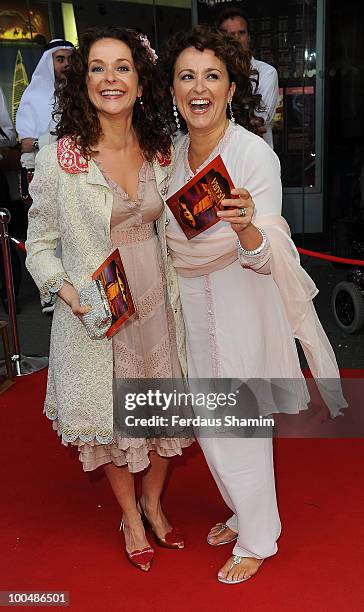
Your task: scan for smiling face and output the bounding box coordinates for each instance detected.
[172,46,235,135]
[86,37,141,118]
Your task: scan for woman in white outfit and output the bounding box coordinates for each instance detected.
[161,25,346,584]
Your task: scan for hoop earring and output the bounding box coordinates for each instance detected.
[173,103,181,130]
[138,96,145,112]
[228,100,235,123]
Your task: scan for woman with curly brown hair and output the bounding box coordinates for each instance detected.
[25,26,193,572]
[160,25,345,584]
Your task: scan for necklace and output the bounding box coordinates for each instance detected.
[183,120,233,182]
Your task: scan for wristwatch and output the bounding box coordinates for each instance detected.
[32,139,39,151]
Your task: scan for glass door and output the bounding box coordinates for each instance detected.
[192,0,325,234]
[70,0,193,51]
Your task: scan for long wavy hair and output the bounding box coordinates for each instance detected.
[160,24,263,135]
[55,26,173,160]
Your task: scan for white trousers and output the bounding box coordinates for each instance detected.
[198,435,281,559]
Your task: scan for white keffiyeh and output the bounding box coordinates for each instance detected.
[16,39,74,140]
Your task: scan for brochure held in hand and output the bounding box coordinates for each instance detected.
[92,249,135,338]
[166,154,235,239]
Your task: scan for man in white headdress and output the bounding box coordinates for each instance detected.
[16,38,74,170]
[16,39,74,312]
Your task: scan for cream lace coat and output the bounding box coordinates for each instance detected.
[25,140,186,445]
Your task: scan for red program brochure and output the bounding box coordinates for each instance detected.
[92,249,135,338]
[166,154,235,239]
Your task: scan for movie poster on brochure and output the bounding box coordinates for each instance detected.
[92,249,135,339]
[166,154,235,240]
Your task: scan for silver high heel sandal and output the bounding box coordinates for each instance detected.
[207,523,238,546]
[217,556,263,584]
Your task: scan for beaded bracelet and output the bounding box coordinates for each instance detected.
[237,227,268,257]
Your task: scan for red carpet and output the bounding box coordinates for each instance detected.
[1,371,364,611]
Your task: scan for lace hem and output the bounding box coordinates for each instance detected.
[39,274,67,301]
[45,405,193,471]
[77,435,194,473]
[45,405,113,444]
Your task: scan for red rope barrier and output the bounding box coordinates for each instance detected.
[6,236,364,267]
[297,247,364,267]
[9,237,26,252]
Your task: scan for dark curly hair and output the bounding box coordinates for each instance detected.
[55,26,174,160]
[160,24,263,135]
[216,8,250,32]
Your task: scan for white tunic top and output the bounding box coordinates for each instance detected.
[165,122,346,417]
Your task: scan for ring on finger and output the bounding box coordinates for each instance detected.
[237,207,247,217]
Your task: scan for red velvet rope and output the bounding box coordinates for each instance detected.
[8,238,364,267]
[10,237,26,252]
[297,247,364,267]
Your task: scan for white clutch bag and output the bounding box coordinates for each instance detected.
[79,279,112,340]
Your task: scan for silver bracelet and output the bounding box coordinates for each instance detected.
[237,227,268,257]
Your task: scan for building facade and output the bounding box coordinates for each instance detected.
[0,0,363,242]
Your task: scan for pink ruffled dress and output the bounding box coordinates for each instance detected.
[78,161,193,472]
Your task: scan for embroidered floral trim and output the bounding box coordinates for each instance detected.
[40,274,67,301]
[156,150,172,167]
[204,275,222,377]
[57,136,88,174]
